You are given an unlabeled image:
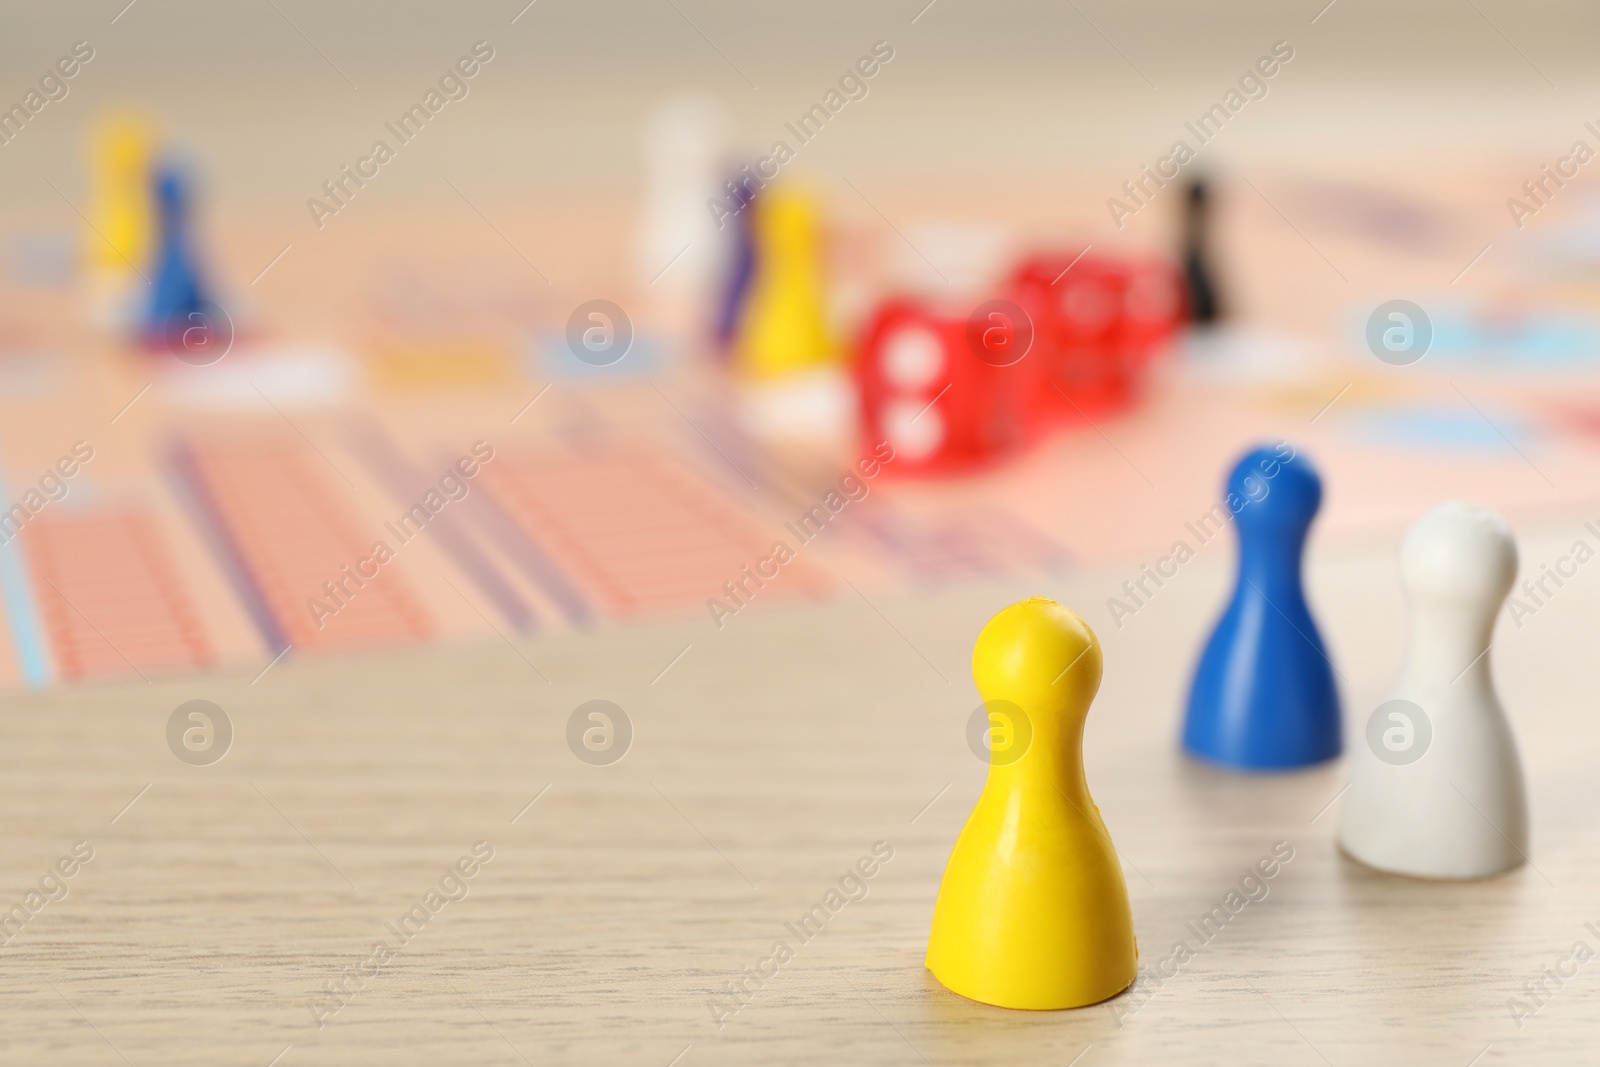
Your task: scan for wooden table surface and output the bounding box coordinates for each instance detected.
[4,520,1599,1067]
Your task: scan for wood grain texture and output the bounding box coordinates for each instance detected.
[3,524,1599,1066]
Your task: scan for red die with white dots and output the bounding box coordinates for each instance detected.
[1009,253,1185,419]
[855,299,1041,474]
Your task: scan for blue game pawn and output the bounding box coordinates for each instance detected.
[1183,443,1341,770]
[713,168,758,354]
[144,162,209,349]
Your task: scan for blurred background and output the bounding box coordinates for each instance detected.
[0,0,1597,687]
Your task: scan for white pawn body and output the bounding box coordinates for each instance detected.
[1340,502,1529,879]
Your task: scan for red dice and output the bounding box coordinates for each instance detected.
[855,251,1183,475]
[856,299,1045,474]
[1010,253,1184,420]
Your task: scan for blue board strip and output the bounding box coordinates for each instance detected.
[347,425,538,633]
[0,452,54,687]
[165,441,290,657]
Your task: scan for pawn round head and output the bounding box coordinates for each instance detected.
[758,188,819,257]
[102,116,152,174]
[972,597,1102,718]
[1227,443,1320,535]
[1400,501,1516,608]
[154,163,191,222]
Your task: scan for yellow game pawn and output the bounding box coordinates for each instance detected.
[85,113,155,325]
[732,186,833,379]
[926,597,1137,1009]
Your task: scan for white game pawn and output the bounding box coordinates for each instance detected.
[633,93,725,312]
[1339,501,1529,879]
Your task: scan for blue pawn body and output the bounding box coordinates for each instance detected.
[145,164,209,345]
[1183,444,1341,770]
[714,174,758,353]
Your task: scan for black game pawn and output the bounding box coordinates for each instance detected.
[1182,177,1222,325]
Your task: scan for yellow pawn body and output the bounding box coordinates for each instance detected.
[88,114,154,275]
[926,598,1137,1009]
[733,187,833,379]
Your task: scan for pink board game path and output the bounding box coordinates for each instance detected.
[173,438,434,656]
[24,509,214,681]
[476,444,832,621]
